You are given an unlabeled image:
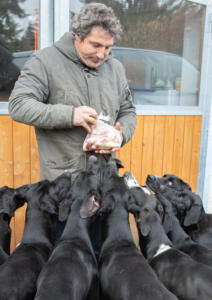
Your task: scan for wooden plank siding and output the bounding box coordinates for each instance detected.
[0,115,202,251]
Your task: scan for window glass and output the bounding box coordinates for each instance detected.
[0,0,39,102]
[69,0,205,106]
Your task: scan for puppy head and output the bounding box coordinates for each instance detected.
[26,180,57,214]
[41,172,73,222]
[129,192,160,237]
[14,184,30,206]
[160,174,192,192]
[98,160,129,216]
[137,195,160,236]
[146,174,192,194]
[146,174,190,222]
[70,156,101,219]
[146,174,165,193]
[123,171,159,236]
[123,171,153,211]
[0,186,15,218]
[0,184,31,218]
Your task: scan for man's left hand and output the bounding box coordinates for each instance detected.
[94,122,123,154]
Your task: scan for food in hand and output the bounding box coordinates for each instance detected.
[83,120,122,151]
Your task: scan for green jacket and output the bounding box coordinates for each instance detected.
[9,32,137,181]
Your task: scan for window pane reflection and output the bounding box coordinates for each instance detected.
[0,0,39,102]
[70,0,205,106]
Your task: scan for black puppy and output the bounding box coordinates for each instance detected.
[35,156,101,300]
[148,174,192,191]
[125,171,212,300]
[0,184,28,264]
[146,174,212,250]
[0,172,72,300]
[98,161,178,300]
[156,191,212,268]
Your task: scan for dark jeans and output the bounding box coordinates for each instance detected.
[53,215,102,255]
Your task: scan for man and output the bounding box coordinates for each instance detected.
[9,3,137,247]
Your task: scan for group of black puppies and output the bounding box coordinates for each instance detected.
[125,172,212,300]
[0,156,212,299]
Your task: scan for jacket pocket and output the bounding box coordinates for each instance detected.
[44,154,86,180]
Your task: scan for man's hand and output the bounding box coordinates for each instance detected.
[73,106,98,133]
[95,122,123,154]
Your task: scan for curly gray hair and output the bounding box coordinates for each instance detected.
[71,3,122,41]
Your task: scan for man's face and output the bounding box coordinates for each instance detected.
[74,26,114,68]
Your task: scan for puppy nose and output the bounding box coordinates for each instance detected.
[148,175,155,181]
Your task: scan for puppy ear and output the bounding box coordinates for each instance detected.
[156,200,164,220]
[58,199,71,222]
[139,220,151,237]
[128,203,140,214]
[40,194,57,215]
[127,195,140,214]
[0,189,16,217]
[80,195,99,218]
[112,157,124,169]
[179,179,192,191]
[138,208,151,237]
[14,185,28,209]
[184,204,201,226]
[163,213,173,234]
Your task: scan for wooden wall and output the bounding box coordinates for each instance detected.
[0,115,202,251]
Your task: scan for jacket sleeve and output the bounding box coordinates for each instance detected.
[116,67,137,145]
[8,54,74,129]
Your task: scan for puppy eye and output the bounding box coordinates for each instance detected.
[168,181,173,186]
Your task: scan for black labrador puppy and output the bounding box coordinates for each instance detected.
[98,161,178,300]
[147,174,192,191]
[146,174,212,250]
[155,191,212,268]
[35,155,101,300]
[0,184,28,264]
[125,171,212,300]
[0,172,72,300]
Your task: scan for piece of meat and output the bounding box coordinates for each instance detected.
[83,120,122,151]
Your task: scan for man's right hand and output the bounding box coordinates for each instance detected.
[73,106,98,133]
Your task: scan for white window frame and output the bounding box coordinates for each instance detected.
[197,0,212,211]
[188,0,209,5]
[40,0,54,49]
[54,0,69,42]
